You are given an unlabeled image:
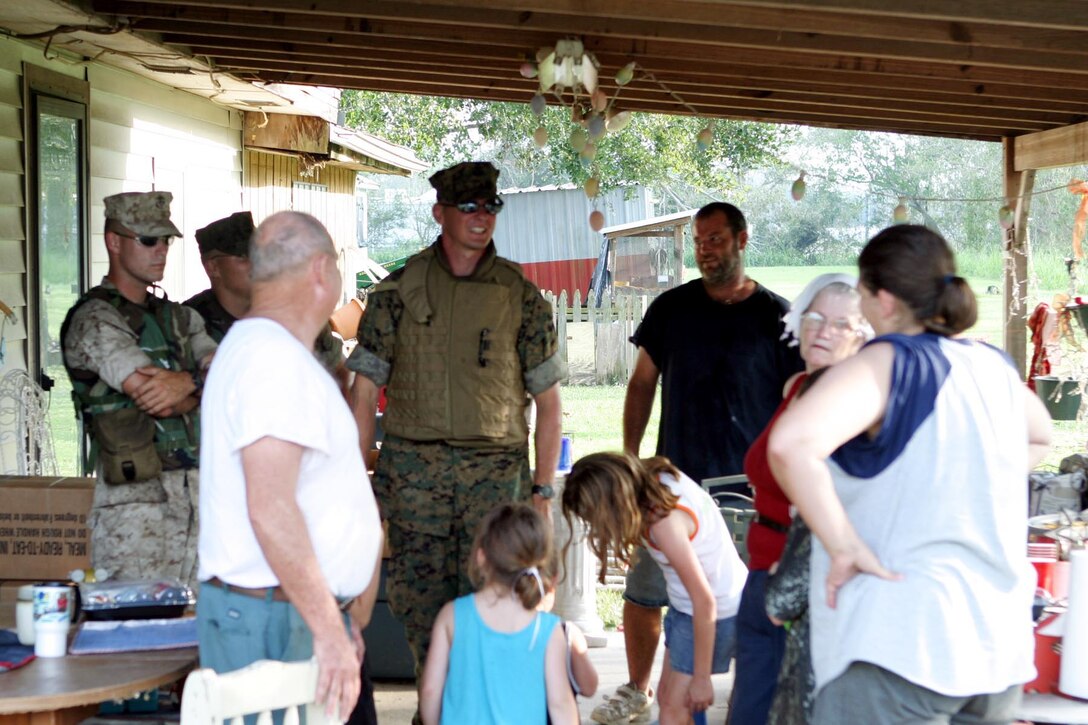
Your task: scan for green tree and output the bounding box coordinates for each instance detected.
[797,129,1003,253]
[742,165,865,267]
[341,90,793,205]
[365,191,435,262]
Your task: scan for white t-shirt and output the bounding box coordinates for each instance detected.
[643,472,748,618]
[198,318,381,598]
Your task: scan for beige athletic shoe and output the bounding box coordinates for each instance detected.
[590,683,654,724]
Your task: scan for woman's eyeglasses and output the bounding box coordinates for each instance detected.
[441,198,504,215]
[800,311,856,335]
[115,231,173,248]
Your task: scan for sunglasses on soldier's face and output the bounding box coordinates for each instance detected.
[115,231,173,248]
[441,198,504,215]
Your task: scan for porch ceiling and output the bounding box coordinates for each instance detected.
[5,1,1088,144]
[73,0,1088,142]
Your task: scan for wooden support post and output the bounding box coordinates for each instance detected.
[1003,137,1035,380]
[673,223,684,286]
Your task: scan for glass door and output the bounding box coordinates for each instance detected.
[34,95,86,475]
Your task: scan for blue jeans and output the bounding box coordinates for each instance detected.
[662,608,736,676]
[729,569,787,725]
[197,581,335,672]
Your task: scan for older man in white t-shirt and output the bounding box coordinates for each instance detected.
[197,211,382,720]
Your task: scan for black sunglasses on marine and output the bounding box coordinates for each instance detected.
[114,231,173,247]
[441,198,504,215]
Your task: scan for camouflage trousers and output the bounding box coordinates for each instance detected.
[375,435,530,680]
[89,467,199,590]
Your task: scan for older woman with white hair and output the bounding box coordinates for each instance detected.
[731,273,871,725]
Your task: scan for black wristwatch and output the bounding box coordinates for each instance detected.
[531,483,555,500]
[190,369,204,397]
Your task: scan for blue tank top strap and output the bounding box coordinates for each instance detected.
[832,333,950,479]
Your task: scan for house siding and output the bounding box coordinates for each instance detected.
[0,39,246,472]
[87,63,244,301]
[0,43,43,380]
[243,148,359,305]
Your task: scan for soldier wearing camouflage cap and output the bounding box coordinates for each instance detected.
[104,191,184,238]
[61,191,216,589]
[346,161,567,708]
[183,212,254,343]
[183,211,345,378]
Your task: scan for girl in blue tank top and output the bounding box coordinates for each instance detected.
[419,504,578,724]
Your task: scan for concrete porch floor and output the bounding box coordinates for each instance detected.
[372,630,736,723]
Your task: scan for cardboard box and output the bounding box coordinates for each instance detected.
[0,476,94,580]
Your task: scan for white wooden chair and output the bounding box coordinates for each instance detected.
[180,658,341,725]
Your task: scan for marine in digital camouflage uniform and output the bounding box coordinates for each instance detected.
[183,211,344,376]
[347,162,566,689]
[61,191,216,589]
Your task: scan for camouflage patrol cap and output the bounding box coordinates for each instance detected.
[195,212,254,258]
[103,191,182,237]
[429,161,500,204]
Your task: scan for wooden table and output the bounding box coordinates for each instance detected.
[0,648,197,725]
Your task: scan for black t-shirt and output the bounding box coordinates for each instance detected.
[631,279,803,492]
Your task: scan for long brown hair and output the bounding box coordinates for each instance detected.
[468,503,558,610]
[561,452,680,584]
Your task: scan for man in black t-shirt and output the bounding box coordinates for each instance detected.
[591,202,802,724]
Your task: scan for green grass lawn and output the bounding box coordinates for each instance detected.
[559,384,660,459]
[559,265,1086,470]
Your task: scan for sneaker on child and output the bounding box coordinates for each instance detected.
[590,683,653,724]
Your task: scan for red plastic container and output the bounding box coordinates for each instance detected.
[1026,610,1064,694]
[1031,558,1072,600]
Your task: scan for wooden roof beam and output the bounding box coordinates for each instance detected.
[183,46,1082,127]
[100,0,1088,74]
[1013,120,1088,171]
[123,12,1088,93]
[692,0,1088,31]
[113,0,1088,56]
[261,76,1006,140]
[159,29,1088,110]
[224,62,1030,134]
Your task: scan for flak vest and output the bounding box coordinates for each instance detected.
[380,247,529,447]
[61,286,201,471]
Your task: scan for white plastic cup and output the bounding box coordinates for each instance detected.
[32,583,73,658]
[15,584,35,645]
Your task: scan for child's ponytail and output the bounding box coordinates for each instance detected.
[470,503,558,610]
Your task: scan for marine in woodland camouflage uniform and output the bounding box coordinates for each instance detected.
[347,162,566,685]
[184,211,345,375]
[62,192,216,589]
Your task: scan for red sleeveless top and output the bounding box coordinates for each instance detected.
[743,373,806,571]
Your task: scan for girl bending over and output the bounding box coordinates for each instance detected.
[563,453,747,724]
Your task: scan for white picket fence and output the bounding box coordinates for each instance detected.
[543,289,657,385]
